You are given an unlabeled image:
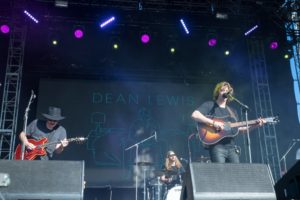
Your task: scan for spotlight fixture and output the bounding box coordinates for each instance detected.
[0,24,10,34]
[100,16,115,29]
[208,38,217,47]
[73,28,84,39]
[180,19,190,34]
[140,33,150,44]
[24,10,39,23]
[224,50,230,56]
[269,41,278,49]
[55,0,68,8]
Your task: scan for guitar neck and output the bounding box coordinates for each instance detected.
[230,119,259,128]
[40,138,73,148]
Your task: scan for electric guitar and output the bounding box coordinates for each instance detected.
[14,137,88,160]
[197,116,279,145]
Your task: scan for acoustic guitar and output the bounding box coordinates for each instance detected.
[197,116,279,145]
[14,137,87,160]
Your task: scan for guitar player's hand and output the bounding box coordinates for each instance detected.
[213,121,224,130]
[25,142,36,150]
[60,139,69,147]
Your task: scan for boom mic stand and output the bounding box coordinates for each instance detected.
[125,132,156,200]
[280,140,297,175]
[228,94,252,163]
[20,90,36,160]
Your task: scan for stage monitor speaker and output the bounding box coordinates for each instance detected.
[180,163,276,200]
[275,160,300,199]
[0,160,85,200]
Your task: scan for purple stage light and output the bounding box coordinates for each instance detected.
[74,29,84,39]
[0,25,10,34]
[270,41,278,49]
[100,16,115,28]
[141,34,150,44]
[24,10,39,23]
[208,38,217,47]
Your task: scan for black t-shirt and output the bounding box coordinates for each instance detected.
[197,101,238,145]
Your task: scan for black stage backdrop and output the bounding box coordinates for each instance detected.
[34,78,262,187]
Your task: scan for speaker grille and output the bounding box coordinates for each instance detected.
[182,163,276,200]
[0,160,84,200]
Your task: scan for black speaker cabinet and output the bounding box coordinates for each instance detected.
[180,163,276,200]
[0,160,85,200]
[275,160,300,199]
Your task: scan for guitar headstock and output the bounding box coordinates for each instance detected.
[69,137,88,143]
[265,116,279,124]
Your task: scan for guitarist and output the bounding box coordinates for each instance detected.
[191,81,265,163]
[18,106,69,160]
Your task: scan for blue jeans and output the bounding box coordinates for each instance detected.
[209,144,240,163]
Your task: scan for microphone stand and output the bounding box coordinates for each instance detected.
[280,141,297,175]
[229,94,252,163]
[20,90,36,160]
[188,133,195,163]
[125,133,156,200]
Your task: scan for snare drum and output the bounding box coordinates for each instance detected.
[165,185,182,200]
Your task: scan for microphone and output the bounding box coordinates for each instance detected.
[31,90,36,99]
[292,139,300,142]
[222,92,231,98]
[154,131,157,142]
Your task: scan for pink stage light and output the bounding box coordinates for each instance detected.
[0,25,10,34]
[141,34,150,44]
[74,29,84,39]
[270,41,278,49]
[208,38,217,47]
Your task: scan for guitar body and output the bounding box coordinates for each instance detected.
[198,118,238,145]
[198,116,279,145]
[14,138,48,160]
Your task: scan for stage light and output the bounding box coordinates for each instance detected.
[141,33,150,44]
[113,43,119,49]
[269,41,278,49]
[208,38,217,47]
[180,19,190,34]
[52,39,58,45]
[284,53,290,59]
[24,10,39,23]
[74,28,84,39]
[170,47,176,54]
[100,16,115,29]
[244,25,258,36]
[0,25,10,34]
[55,0,68,7]
[224,50,230,56]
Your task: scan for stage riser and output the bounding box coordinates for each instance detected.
[0,160,84,200]
[181,163,276,200]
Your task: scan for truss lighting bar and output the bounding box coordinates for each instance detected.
[180,19,190,34]
[24,10,39,23]
[100,16,115,28]
[244,25,258,36]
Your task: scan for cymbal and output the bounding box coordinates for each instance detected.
[134,161,153,166]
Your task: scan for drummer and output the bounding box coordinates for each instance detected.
[160,150,185,189]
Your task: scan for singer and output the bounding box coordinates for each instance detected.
[191,81,265,163]
[17,106,69,160]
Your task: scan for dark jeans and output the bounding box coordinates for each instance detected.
[209,144,240,163]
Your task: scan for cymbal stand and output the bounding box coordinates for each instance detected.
[125,133,156,200]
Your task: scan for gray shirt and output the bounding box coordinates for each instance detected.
[26,119,67,158]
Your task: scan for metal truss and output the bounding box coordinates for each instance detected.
[246,38,281,181]
[0,2,26,159]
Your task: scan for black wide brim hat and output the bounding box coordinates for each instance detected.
[42,106,65,121]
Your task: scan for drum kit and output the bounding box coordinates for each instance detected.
[144,167,183,200]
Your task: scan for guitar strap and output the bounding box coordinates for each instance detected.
[226,106,238,122]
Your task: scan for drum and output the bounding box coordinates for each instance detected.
[147,178,166,200]
[165,185,182,200]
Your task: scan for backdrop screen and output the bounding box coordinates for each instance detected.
[36,78,251,186]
